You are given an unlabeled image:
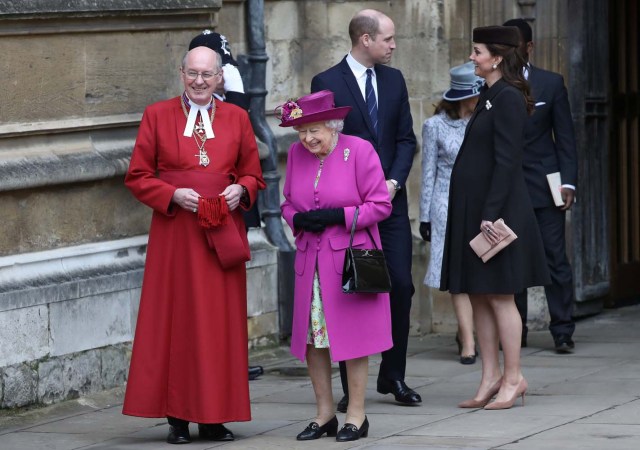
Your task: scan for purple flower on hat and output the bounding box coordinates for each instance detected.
[276,90,352,127]
[276,99,303,123]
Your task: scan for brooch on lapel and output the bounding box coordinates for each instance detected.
[343,148,350,162]
[485,100,493,110]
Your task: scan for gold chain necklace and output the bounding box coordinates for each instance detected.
[181,96,216,167]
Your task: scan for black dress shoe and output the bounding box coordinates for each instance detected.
[336,416,369,442]
[198,423,234,441]
[377,378,422,405]
[167,425,191,444]
[554,334,575,354]
[296,416,338,440]
[249,365,264,380]
[337,394,349,413]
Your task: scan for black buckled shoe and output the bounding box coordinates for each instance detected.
[296,416,338,440]
[167,425,191,444]
[337,394,349,413]
[377,378,422,405]
[336,416,369,442]
[554,334,575,354]
[198,423,234,441]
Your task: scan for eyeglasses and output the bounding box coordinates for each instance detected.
[182,70,222,81]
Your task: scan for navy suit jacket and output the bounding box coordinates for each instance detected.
[523,65,578,208]
[311,56,417,215]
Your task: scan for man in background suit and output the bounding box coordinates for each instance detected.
[189,31,264,378]
[311,9,420,411]
[504,19,578,354]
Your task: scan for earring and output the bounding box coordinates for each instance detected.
[492,63,498,70]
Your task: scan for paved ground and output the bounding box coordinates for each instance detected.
[1,304,640,450]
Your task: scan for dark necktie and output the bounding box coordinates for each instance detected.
[365,68,378,132]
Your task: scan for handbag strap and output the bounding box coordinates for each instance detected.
[348,207,379,250]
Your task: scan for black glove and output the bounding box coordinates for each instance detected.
[293,212,326,232]
[419,222,431,242]
[306,208,345,226]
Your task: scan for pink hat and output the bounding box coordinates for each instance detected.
[276,90,352,127]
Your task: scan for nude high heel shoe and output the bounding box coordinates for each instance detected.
[484,378,528,410]
[458,378,502,408]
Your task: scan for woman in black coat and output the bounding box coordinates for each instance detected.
[440,26,550,410]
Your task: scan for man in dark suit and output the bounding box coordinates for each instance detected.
[311,9,420,410]
[504,19,578,353]
[189,31,264,381]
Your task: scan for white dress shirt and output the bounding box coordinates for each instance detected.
[346,52,378,102]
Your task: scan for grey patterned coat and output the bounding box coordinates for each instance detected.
[420,112,469,287]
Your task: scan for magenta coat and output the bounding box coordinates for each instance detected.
[281,133,393,362]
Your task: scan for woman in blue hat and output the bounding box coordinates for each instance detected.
[419,62,483,365]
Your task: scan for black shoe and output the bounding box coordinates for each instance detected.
[296,416,338,440]
[376,378,422,405]
[198,423,234,441]
[337,394,349,413]
[456,333,478,364]
[249,365,264,380]
[460,354,477,365]
[554,334,575,354]
[167,425,191,444]
[336,416,369,442]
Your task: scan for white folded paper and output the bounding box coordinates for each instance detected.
[546,172,564,207]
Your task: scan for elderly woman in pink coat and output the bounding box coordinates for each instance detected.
[280,90,392,443]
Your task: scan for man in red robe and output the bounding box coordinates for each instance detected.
[122,46,265,445]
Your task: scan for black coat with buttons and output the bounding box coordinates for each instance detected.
[440,79,550,294]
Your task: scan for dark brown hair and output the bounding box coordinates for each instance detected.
[433,99,461,120]
[486,43,534,115]
[349,12,380,45]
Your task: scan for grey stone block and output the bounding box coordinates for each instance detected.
[527,285,551,331]
[129,287,142,335]
[37,358,64,405]
[101,345,130,389]
[1,364,38,408]
[62,351,102,399]
[49,291,131,356]
[77,271,143,299]
[247,261,278,318]
[0,305,49,367]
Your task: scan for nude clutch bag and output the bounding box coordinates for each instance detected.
[469,218,518,263]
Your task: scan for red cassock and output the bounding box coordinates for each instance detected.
[122,97,265,424]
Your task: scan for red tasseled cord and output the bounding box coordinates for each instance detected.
[197,196,229,228]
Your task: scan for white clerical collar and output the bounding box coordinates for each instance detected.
[183,94,215,139]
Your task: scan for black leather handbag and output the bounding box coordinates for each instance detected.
[341,207,392,294]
